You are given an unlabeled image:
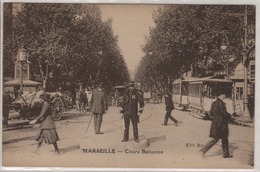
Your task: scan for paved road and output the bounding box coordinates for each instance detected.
[2,103,254,169]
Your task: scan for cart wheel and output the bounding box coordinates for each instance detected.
[53,97,64,120]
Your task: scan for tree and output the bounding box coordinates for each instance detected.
[135,5,255,91]
[3,3,130,91]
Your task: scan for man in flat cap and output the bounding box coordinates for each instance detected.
[199,90,232,158]
[120,81,144,143]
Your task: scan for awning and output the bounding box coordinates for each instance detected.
[4,79,41,86]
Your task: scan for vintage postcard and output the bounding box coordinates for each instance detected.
[1,1,258,170]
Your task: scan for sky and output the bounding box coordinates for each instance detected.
[100,5,159,79]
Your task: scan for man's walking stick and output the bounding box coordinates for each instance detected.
[85,113,94,134]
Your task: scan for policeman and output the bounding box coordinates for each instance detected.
[120,82,144,143]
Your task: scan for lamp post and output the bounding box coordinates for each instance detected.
[96,50,103,79]
[220,32,232,79]
[240,5,252,122]
[219,5,253,122]
[17,46,28,93]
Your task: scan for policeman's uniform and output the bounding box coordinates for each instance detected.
[121,84,144,142]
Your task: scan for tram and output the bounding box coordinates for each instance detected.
[187,76,234,119]
[172,76,237,119]
[172,77,198,110]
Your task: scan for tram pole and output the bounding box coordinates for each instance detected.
[220,6,253,122]
[239,6,252,123]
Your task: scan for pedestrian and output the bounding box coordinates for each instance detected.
[78,89,87,112]
[199,91,232,158]
[75,89,80,111]
[89,82,108,134]
[120,82,144,143]
[3,91,14,127]
[162,92,180,126]
[82,88,89,111]
[85,86,92,111]
[29,91,60,155]
[71,85,76,106]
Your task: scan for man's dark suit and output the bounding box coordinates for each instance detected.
[200,97,232,158]
[163,94,178,125]
[89,87,107,134]
[121,87,144,142]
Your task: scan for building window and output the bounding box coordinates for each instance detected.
[15,64,29,79]
[236,87,243,100]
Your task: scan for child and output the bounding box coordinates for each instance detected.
[29,92,60,155]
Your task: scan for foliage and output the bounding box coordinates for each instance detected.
[3,3,130,91]
[135,5,255,91]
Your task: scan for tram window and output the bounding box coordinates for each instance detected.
[188,84,201,97]
[182,83,188,95]
[211,84,232,98]
[173,84,180,94]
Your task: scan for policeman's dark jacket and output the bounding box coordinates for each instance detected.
[121,88,144,116]
[209,98,231,139]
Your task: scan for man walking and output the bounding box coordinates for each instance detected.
[89,82,107,134]
[162,92,179,126]
[199,91,233,158]
[120,82,144,143]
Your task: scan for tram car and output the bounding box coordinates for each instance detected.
[187,76,234,119]
[172,77,198,110]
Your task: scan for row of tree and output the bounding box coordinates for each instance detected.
[3,3,130,91]
[135,5,255,92]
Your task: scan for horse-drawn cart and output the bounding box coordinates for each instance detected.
[111,85,127,107]
[11,91,68,121]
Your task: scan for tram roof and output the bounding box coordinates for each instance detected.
[188,77,233,84]
[173,76,233,84]
[173,77,200,84]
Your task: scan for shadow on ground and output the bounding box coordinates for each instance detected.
[60,111,92,120]
[60,145,80,154]
[3,136,35,145]
[147,135,167,144]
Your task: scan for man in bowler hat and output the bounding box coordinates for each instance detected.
[199,91,233,158]
[120,82,144,143]
[89,82,107,134]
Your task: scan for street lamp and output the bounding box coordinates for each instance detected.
[219,5,253,123]
[17,46,28,93]
[240,6,252,123]
[96,50,103,79]
[220,33,230,78]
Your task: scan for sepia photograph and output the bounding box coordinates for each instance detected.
[1,1,257,170]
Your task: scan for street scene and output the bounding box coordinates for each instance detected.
[2,3,256,170]
[2,103,254,168]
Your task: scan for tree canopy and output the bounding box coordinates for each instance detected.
[135,5,255,92]
[3,3,130,91]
